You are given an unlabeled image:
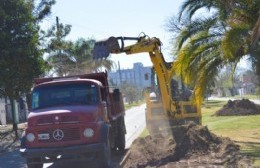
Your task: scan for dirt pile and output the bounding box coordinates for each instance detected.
[123,134,175,167]
[171,123,220,160]
[123,123,251,168]
[215,99,260,116]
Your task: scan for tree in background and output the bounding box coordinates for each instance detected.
[45,21,114,76]
[68,38,115,74]
[0,0,55,138]
[167,0,259,104]
[241,70,260,95]
[119,83,142,104]
[214,67,239,97]
[45,17,73,76]
[66,38,94,75]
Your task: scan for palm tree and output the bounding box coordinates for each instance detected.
[68,38,115,75]
[168,0,259,104]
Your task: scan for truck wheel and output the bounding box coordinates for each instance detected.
[116,127,125,151]
[116,118,126,151]
[99,139,111,168]
[27,158,43,168]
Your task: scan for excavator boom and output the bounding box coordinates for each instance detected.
[93,34,201,133]
[93,36,171,111]
[93,36,161,58]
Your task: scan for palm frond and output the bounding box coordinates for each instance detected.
[178,0,214,20]
[221,23,249,59]
[175,16,218,50]
[251,11,260,49]
[170,0,260,103]
[193,57,223,104]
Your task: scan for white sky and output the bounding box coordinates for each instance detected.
[42,0,251,71]
[41,0,183,69]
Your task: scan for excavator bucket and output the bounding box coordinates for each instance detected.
[93,37,120,60]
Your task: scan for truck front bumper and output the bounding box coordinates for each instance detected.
[20,143,105,159]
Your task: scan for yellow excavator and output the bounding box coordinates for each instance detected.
[93,34,201,134]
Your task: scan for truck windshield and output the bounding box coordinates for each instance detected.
[32,83,99,110]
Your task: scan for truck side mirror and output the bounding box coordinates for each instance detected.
[113,89,120,102]
[101,101,109,122]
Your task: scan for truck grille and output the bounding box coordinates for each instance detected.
[60,116,79,123]
[37,117,53,125]
[37,116,80,125]
[38,128,80,143]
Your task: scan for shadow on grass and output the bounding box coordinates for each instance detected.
[235,141,260,158]
[203,100,226,108]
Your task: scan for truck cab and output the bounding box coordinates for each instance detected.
[20,72,126,168]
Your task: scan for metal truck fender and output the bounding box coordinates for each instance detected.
[100,123,111,143]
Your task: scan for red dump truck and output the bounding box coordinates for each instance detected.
[20,72,126,168]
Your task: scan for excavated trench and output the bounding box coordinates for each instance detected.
[122,123,252,168]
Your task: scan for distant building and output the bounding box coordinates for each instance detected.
[108,63,152,90]
[0,97,28,125]
[237,71,256,95]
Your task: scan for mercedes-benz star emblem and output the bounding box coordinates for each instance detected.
[53,129,64,141]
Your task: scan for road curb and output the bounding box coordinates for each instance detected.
[119,149,130,168]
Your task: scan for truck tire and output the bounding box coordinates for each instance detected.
[99,138,111,168]
[116,128,125,151]
[115,117,125,151]
[117,126,126,151]
[26,158,43,168]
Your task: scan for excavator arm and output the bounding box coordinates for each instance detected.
[93,36,161,57]
[93,34,201,131]
[93,35,173,116]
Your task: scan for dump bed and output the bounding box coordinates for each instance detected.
[35,72,109,87]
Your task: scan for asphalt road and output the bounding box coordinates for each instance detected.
[124,104,146,148]
[0,104,146,168]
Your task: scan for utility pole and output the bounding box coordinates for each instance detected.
[56,16,63,76]
[118,61,122,84]
[56,16,60,40]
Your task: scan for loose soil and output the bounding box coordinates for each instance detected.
[123,123,252,168]
[215,99,260,116]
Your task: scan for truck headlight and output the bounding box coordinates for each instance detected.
[26,133,35,142]
[83,128,94,138]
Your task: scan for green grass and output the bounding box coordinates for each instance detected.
[140,128,149,137]
[202,100,260,166]
[227,94,260,100]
